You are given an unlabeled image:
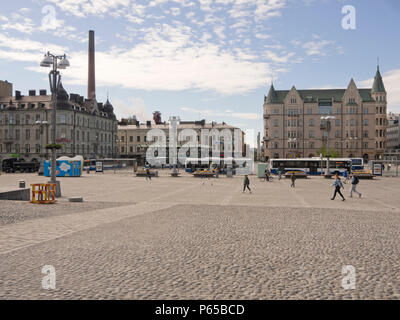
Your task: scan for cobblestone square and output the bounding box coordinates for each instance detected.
[0,171,399,299]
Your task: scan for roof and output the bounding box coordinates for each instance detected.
[265,88,375,104]
[372,66,386,93]
[118,123,240,130]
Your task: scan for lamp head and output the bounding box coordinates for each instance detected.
[58,55,70,69]
[40,54,53,67]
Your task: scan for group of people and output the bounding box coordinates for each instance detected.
[331,173,361,201]
[243,171,362,200]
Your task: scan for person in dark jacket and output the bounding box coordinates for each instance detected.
[146,168,152,181]
[349,174,361,198]
[243,175,252,193]
[290,173,296,187]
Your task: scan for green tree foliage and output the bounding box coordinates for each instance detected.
[316,146,340,158]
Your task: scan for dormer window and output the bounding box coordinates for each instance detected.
[290,98,297,104]
[349,98,356,104]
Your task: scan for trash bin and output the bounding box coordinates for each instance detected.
[227,166,233,178]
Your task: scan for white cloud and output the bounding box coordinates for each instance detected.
[302,39,334,56]
[112,97,152,121]
[170,7,181,16]
[41,24,272,95]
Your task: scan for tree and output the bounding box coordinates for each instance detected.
[316,146,340,158]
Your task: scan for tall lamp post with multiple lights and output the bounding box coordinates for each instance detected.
[321,115,336,176]
[40,52,70,196]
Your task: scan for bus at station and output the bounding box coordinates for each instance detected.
[268,158,359,176]
[185,157,253,174]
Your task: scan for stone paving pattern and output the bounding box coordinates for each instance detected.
[0,171,399,299]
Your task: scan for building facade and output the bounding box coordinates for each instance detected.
[263,66,387,162]
[386,120,400,149]
[0,81,118,163]
[118,114,245,165]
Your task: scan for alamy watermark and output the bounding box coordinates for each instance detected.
[341,265,356,290]
[143,120,254,175]
[41,265,56,290]
[341,5,356,30]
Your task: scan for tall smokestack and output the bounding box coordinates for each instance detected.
[88,30,96,100]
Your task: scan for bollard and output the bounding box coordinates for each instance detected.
[19,181,26,188]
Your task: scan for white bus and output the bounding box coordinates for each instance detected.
[185,157,253,174]
[269,158,353,176]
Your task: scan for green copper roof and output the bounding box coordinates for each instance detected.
[265,88,374,104]
[372,66,386,93]
[265,83,278,104]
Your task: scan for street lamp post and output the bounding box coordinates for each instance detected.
[321,116,336,175]
[40,52,70,196]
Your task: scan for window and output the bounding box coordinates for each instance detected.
[309,142,314,148]
[364,108,368,114]
[291,120,297,127]
[273,109,279,114]
[363,130,368,138]
[363,119,368,126]
[25,115,30,124]
[15,129,20,140]
[273,142,279,149]
[350,119,355,126]
[336,119,340,126]
[15,144,20,153]
[25,129,30,140]
[36,114,40,122]
[25,144,30,153]
[16,114,20,125]
[335,130,340,138]
[274,119,278,127]
[36,144,41,153]
[309,119,314,127]
[290,98,297,104]
[309,131,315,138]
[364,142,368,148]
[274,131,279,138]
[137,136,140,142]
[130,136,133,142]
[35,129,40,140]
[349,98,356,104]
[307,108,312,114]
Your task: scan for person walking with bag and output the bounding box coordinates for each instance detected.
[243,175,252,193]
[331,174,345,201]
[350,174,362,198]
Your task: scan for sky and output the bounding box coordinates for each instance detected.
[0,0,399,146]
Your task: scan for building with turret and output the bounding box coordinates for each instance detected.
[0,30,118,164]
[263,66,387,162]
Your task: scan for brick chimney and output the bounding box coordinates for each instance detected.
[88,30,96,100]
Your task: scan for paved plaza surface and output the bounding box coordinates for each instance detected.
[0,171,399,299]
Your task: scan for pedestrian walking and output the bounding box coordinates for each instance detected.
[264,168,269,182]
[243,175,252,193]
[349,174,362,198]
[146,168,152,181]
[331,174,345,201]
[290,173,296,188]
[215,167,219,179]
[278,169,282,180]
